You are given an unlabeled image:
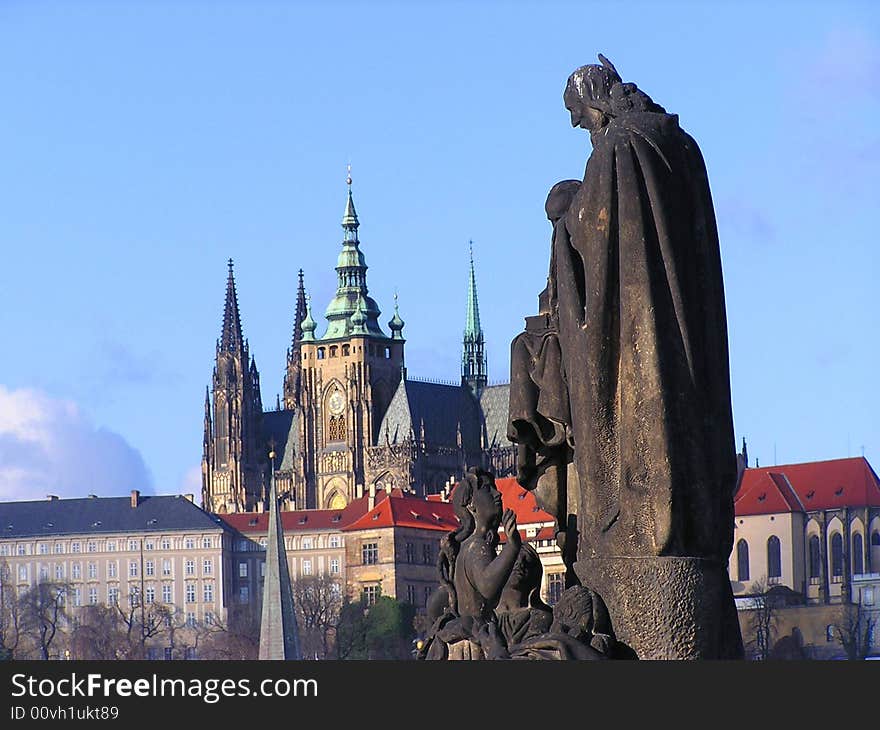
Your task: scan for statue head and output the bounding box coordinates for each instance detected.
[545,180,581,223]
[551,585,595,640]
[564,54,621,131]
[504,542,545,604]
[457,467,503,534]
[564,54,665,132]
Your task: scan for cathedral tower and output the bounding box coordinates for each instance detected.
[462,244,487,396]
[202,260,265,513]
[297,173,405,509]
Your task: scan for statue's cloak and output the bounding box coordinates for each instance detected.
[557,110,736,561]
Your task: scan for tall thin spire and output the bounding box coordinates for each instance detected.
[259,448,302,660]
[464,241,482,338]
[462,242,487,395]
[283,269,308,409]
[291,269,307,352]
[220,258,244,354]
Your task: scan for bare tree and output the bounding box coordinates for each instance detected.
[18,580,70,660]
[114,596,175,659]
[70,605,128,660]
[831,603,877,661]
[197,604,260,660]
[0,562,22,659]
[744,579,783,661]
[294,575,343,659]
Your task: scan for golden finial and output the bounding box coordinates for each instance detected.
[346,163,352,187]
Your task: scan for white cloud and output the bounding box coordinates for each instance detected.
[179,465,203,499]
[0,385,153,501]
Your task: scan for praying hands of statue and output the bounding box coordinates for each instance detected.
[470,508,522,611]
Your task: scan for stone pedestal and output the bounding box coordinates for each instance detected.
[576,556,742,659]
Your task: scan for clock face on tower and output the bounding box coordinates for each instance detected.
[328,390,345,415]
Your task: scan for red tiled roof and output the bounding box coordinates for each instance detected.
[341,492,458,532]
[219,492,379,533]
[735,457,880,516]
[494,477,555,526]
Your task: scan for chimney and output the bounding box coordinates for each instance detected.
[46,495,59,501]
[367,483,375,510]
[130,489,140,509]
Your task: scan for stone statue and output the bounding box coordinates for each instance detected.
[418,468,609,660]
[509,55,744,659]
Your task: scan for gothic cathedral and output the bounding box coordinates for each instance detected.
[201,177,515,514]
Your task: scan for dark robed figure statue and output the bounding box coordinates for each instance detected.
[509,56,743,658]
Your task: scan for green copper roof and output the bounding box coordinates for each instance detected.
[319,179,386,340]
[464,244,482,339]
[342,188,359,229]
[300,296,317,342]
[388,292,405,340]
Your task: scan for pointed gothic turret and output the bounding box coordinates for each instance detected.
[283,270,308,409]
[462,243,487,395]
[221,259,245,355]
[202,259,264,514]
[258,449,302,660]
[322,171,385,339]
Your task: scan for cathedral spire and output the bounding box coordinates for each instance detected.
[465,241,482,339]
[283,270,308,409]
[321,169,385,340]
[291,269,307,354]
[220,258,245,355]
[462,242,487,395]
[258,448,302,660]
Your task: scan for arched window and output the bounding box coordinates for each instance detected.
[736,539,750,582]
[329,346,338,358]
[872,531,880,547]
[317,347,326,360]
[767,536,782,579]
[853,533,864,575]
[342,344,350,356]
[809,535,821,578]
[831,532,843,577]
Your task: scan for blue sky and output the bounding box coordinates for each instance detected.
[0,1,877,500]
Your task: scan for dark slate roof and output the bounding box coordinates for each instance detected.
[262,409,298,472]
[479,384,512,448]
[378,379,482,451]
[0,495,228,539]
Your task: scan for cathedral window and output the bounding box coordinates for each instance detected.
[342,344,350,356]
[329,346,338,358]
[736,539,749,582]
[317,348,326,360]
[328,416,346,442]
[767,536,781,580]
[831,532,843,579]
